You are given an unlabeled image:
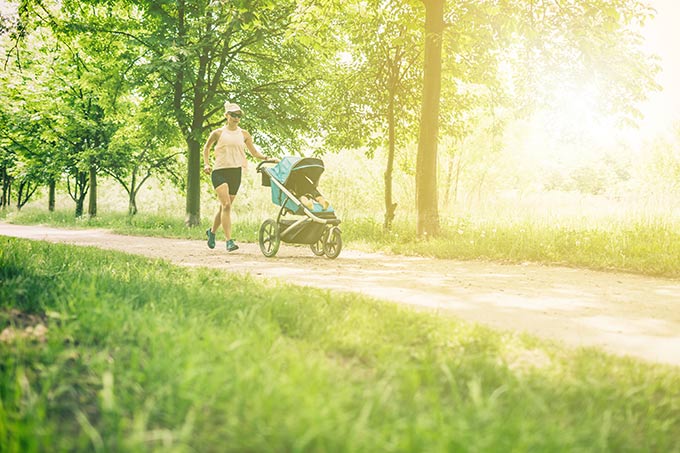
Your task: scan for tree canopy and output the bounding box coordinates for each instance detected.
[1,0,660,232]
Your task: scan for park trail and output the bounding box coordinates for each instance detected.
[2,222,680,367]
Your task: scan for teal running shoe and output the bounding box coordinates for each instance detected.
[226,239,239,252]
[206,229,216,249]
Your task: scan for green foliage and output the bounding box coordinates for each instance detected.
[104,100,183,214]
[317,0,424,153]
[1,0,665,231]
[499,0,659,123]
[7,0,342,224]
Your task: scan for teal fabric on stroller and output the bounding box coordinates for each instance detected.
[268,156,334,215]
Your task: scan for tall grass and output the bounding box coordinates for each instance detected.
[344,215,680,278]
[2,238,679,452]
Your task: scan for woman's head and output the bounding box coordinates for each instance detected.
[224,102,242,121]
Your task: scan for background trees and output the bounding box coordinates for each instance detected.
[105,102,182,216]
[322,0,423,230]
[1,0,662,235]
[68,0,331,225]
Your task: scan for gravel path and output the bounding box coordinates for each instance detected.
[2,222,679,367]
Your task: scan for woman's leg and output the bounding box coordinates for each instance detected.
[215,183,236,240]
[211,207,221,234]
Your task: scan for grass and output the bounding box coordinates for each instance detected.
[344,216,680,279]
[1,237,679,452]
[3,207,679,278]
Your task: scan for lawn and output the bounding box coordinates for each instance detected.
[2,237,679,452]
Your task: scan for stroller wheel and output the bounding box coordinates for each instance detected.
[323,227,342,259]
[310,229,328,256]
[259,219,280,257]
[310,239,325,256]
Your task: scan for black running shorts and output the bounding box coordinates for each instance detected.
[211,167,242,195]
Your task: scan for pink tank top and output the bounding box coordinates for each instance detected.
[214,127,248,169]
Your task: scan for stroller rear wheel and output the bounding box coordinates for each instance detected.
[259,219,280,257]
[323,227,342,259]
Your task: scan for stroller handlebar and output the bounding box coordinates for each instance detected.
[256,160,279,172]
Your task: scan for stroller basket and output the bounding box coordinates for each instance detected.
[261,170,271,187]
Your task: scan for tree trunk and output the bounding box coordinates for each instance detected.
[416,0,444,237]
[16,179,37,210]
[453,151,462,205]
[185,136,202,226]
[172,0,201,227]
[443,152,454,209]
[48,179,56,211]
[128,172,138,216]
[75,198,83,217]
[384,96,398,230]
[1,166,9,208]
[185,46,210,227]
[74,171,88,217]
[16,181,25,210]
[129,193,138,216]
[88,165,97,217]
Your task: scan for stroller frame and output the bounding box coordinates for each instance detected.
[256,158,342,259]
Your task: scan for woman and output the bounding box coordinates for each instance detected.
[203,102,271,251]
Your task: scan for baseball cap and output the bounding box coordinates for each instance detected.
[224,102,241,113]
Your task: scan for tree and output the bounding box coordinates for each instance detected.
[44,56,115,218]
[412,0,659,237]
[0,143,16,209]
[504,0,659,123]
[60,0,332,226]
[0,59,59,211]
[327,0,423,230]
[11,0,328,225]
[415,0,444,237]
[105,103,182,215]
[4,3,121,217]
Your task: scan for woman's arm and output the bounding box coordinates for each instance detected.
[242,129,269,161]
[202,130,220,173]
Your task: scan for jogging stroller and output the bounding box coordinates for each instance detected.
[256,156,342,259]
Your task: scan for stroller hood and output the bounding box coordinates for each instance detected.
[269,156,325,187]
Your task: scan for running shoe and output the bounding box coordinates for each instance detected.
[226,239,239,252]
[206,229,216,249]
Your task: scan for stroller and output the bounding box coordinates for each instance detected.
[256,156,342,259]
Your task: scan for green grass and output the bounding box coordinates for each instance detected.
[0,209,261,242]
[1,238,679,452]
[342,216,680,278]
[3,208,680,278]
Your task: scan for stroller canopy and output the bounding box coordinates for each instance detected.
[269,156,325,189]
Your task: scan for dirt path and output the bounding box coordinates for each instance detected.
[2,222,679,367]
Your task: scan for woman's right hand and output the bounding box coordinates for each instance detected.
[203,164,211,175]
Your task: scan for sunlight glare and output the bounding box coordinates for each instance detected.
[522,81,622,167]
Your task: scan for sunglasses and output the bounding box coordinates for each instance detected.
[228,111,243,118]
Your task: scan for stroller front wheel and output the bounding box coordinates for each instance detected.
[323,227,342,259]
[310,228,329,256]
[259,219,280,257]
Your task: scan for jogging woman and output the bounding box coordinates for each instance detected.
[202,102,271,251]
